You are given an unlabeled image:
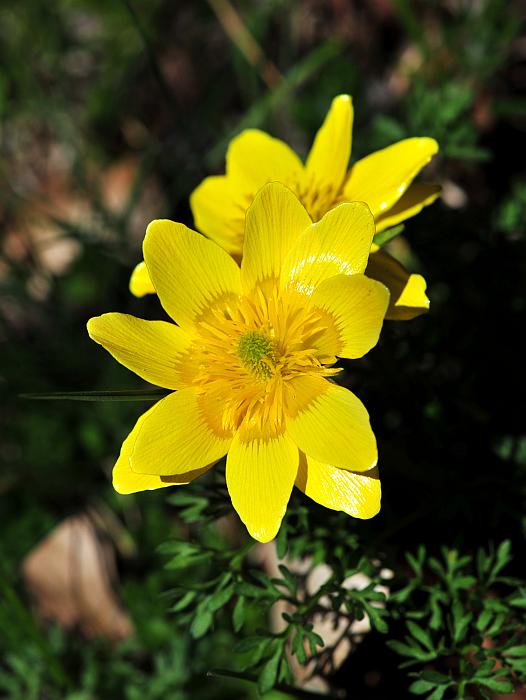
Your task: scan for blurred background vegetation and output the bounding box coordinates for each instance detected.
[1,1,525,698]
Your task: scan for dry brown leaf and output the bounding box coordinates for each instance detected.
[99,156,163,244]
[1,152,163,310]
[22,514,133,641]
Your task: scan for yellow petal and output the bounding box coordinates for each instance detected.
[190,175,245,255]
[296,454,381,519]
[311,274,389,359]
[241,182,311,293]
[143,219,241,330]
[226,431,298,542]
[130,388,232,475]
[227,129,303,193]
[376,183,441,233]
[113,409,175,494]
[286,376,377,472]
[366,249,429,320]
[305,94,353,192]
[87,313,192,390]
[344,137,439,217]
[129,261,155,297]
[112,408,211,494]
[281,201,375,296]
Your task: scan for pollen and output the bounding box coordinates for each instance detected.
[237,330,277,380]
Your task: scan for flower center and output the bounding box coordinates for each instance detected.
[282,173,343,222]
[237,330,277,380]
[190,289,341,436]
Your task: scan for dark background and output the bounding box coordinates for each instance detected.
[1,1,525,698]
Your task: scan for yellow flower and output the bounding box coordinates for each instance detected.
[131,95,439,320]
[89,183,389,542]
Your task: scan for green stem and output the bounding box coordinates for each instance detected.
[20,389,169,402]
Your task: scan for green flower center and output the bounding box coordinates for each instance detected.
[237,331,277,380]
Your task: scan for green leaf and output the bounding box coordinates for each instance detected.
[429,557,446,580]
[484,597,508,614]
[305,630,324,655]
[374,115,406,142]
[20,389,168,401]
[477,548,489,577]
[429,596,443,630]
[171,591,197,613]
[484,613,506,636]
[387,640,434,661]
[392,586,414,605]
[508,658,526,674]
[426,686,449,700]
[493,540,512,577]
[503,645,526,657]
[276,522,288,559]
[190,606,213,639]
[363,602,388,634]
[163,540,213,569]
[235,636,268,654]
[476,676,514,694]
[420,671,450,685]
[409,680,435,695]
[291,630,307,664]
[258,644,283,694]
[476,659,498,677]
[476,609,493,631]
[367,589,388,603]
[407,621,434,651]
[373,224,405,247]
[236,582,266,598]
[232,596,245,633]
[387,640,418,657]
[454,576,477,590]
[443,144,490,162]
[452,601,472,643]
[277,565,298,595]
[208,583,235,613]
